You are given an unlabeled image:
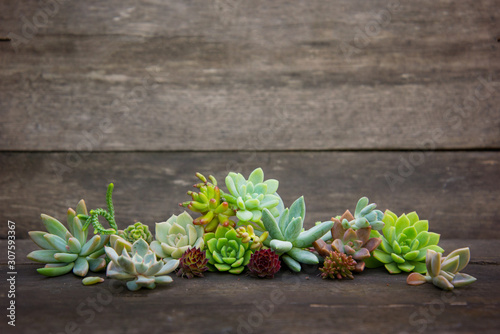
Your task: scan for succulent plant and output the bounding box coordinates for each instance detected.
[247,249,281,278]
[364,210,444,274]
[407,248,476,290]
[335,197,385,231]
[27,200,109,277]
[204,225,253,274]
[181,173,236,232]
[105,238,179,291]
[261,196,334,272]
[319,251,356,280]
[222,168,280,228]
[119,222,153,244]
[236,225,269,251]
[314,220,381,272]
[78,183,118,235]
[177,247,209,279]
[150,212,204,260]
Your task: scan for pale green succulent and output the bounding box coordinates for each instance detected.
[105,238,178,291]
[222,168,280,226]
[407,248,476,290]
[262,196,334,272]
[27,200,109,277]
[150,212,204,260]
[365,210,444,274]
[119,222,153,244]
[339,197,385,230]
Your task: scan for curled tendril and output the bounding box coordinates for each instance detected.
[80,183,118,235]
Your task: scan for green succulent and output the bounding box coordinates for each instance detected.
[77,183,118,235]
[235,225,269,251]
[105,238,179,291]
[222,168,280,229]
[204,225,253,274]
[365,210,444,274]
[338,197,385,231]
[119,222,153,244]
[407,248,476,290]
[27,200,109,277]
[150,212,204,260]
[181,172,236,232]
[261,196,334,272]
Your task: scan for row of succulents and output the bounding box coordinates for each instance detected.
[26,168,476,291]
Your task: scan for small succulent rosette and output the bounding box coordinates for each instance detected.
[204,225,253,274]
[320,251,357,280]
[365,210,443,274]
[118,222,153,244]
[247,249,281,278]
[105,238,179,291]
[151,212,204,260]
[262,196,334,272]
[223,167,281,226]
[407,248,476,290]
[27,200,108,277]
[181,173,236,232]
[314,220,381,272]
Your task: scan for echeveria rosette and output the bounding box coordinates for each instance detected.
[177,247,209,279]
[407,248,476,290]
[262,196,334,272]
[365,210,444,274]
[27,200,109,277]
[119,222,153,244]
[105,238,178,291]
[313,220,381,272]
[181,173,236,232]
[338,197,385,231]
[151,212,204,261]
[222,168,280,229]
[247,249,281,278]
[204,225,253,274]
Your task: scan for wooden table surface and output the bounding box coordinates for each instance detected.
[1,1,499,333]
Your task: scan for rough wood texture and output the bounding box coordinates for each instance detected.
[1,240,498,334]
[1,151,499,239]
[1,0,499,150]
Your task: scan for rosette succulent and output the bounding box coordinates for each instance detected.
[247,249,281,278]
[119,222,153,244]
[365,210,444,274]
[27,200,109,277]
[336,197,385,231]
[319,251,356,280]
[204,225,253,274]
[105,238,179,291]
[223,168,280,227]
[236,225,269,251]
[181,173,236,232]
[262,196,334,272]
[314,220,381,272]
[407,248,476,290]
[151,212,204,260]
[177,247,209,279]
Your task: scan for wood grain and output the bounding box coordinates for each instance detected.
[1,0,499,151]
[1,151,499,239]
[1,240,497,334]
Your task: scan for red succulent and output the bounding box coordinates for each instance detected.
[177,247,209,279]
[247,249,281,278]
[319,251,356,280]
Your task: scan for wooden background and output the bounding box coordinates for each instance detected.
[0,1,499,333]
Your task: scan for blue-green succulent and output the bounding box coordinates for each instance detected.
[262,196,334,272]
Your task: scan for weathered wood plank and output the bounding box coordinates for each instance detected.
[1,0,499,150]
[1,151,499,239]
[0,261,497,333]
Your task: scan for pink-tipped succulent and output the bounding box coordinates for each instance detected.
[176,247,209,279]
[319,251,356,280]
[247,249,281,278]
[313,220,381,272]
